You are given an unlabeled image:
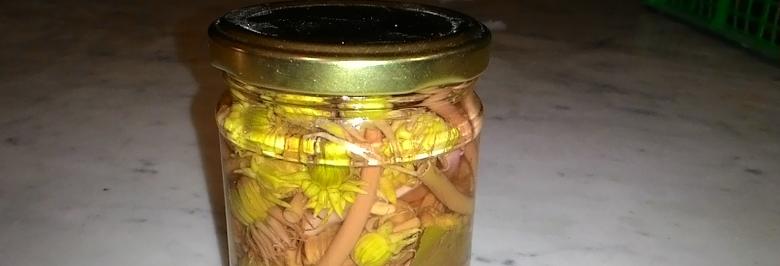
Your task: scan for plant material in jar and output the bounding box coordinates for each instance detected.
[230,177,274,225]
[301,165,365,217]
[409,222,469,266]
[384,113,460,162]
[417,161,474,215]
[303,224,339,265]
[284,192,308,224]
[421,82,480,174]
[236,154,309,206]
[351,222,421,266]
[317,129,383,266]
[243,206,302,265]
[378,164,418,204]
[231,176,303,265]
[222,103,358,165]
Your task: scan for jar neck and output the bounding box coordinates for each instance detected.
[217,73,483,166]
[222,74,477,121]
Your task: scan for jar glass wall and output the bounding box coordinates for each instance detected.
[217,77,483,266]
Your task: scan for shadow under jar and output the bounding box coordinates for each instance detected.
[209,1,490,265]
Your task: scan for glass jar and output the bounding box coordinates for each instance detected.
[209,1,490,265]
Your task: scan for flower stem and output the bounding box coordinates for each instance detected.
[317,129,383,266]
[418,162,474,215]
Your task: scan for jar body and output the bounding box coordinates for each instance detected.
[217,77,483,266]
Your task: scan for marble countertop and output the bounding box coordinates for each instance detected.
[1,0,779,265]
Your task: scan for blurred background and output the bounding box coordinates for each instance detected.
[0,0,778,265]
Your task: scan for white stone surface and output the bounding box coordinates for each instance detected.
[1,1,778,266]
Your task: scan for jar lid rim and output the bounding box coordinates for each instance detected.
[209,0,491,95]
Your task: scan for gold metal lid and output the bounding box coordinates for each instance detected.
[209,0,491,96]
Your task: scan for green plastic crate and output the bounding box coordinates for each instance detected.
[644,0,780,60]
